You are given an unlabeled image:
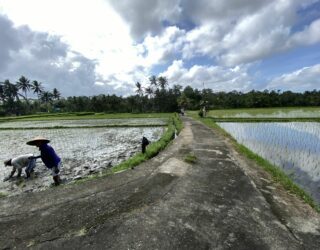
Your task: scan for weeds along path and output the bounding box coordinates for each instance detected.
[0,117,319,249]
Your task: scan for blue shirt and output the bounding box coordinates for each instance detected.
[39,144,61,169]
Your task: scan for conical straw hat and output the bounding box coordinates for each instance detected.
[26,136,50,146]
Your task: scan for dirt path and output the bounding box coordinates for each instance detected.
[0,117,319,249]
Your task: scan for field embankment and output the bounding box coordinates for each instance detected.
[0,116,319,249]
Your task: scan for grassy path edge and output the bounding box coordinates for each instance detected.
[72,113,183,184]
[189,113,320,213]
[111,113,183,173]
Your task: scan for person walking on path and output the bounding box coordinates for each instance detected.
[3,154,36,181]
[27,136,62,186]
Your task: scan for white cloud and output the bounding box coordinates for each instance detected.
[0,0,149,95]
[0,13,136,97]
[289,18,320,46]
[1,0,320,95]
[181,0,320,66]
[268,64,320,91]
[182,24,224,59]
[162,60,252,91]
[141,26,186,66]
[108,0,181,39]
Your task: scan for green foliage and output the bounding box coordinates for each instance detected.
[184,153,197,164]
[75,112,95,116]
[188,107,320,122]
[3,75,320,117]
[0,112,172,122]
[112,114,180,173]
[198,110,204,117]
[173,113,183,134]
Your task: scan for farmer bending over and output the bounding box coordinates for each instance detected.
[3,154,36,181]
[27,136,62,186]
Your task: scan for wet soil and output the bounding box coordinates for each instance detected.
[0,117,319,249]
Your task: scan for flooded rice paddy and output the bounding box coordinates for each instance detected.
[222,110,320,118]
[0,118,168,128]
[217,122,320,204]
[208,108,320,118]
[0,118,165,196]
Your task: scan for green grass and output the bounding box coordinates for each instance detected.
[0,192,7,198]
[204,117,320,122]
[209,107,320,117]
[0,112,172,122]
[0,124,167,130]
[189,113,320,212]
[188,107,320,122]
[112,113,182,173]
[184,153,197,164]
[72,113,183,184]
[188,107,320,119]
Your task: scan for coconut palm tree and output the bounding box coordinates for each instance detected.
[52,88,61,100]
[135,82,143,96]
[158,76,168,90]
[40,91,54,112]
[149,75,158,89]
[0,82,4,102]
[31,80,44,100]
[145,86,153,99]
[16,76,31,100]
[3,79,20,101]
[40,91,53,104]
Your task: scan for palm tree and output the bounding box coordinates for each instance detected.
[0,82,4,102]
[145,86,153,99]
[3,79,20,101]
[31,80,44,100]
[16,76,31,100]
[135,82,143,96]
[40,91,53,104]
[149,75,158,89]
[40,91,53,113]
[52,88,61,100]
[158,76,168,90]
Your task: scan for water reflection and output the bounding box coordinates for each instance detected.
[221,110,320,118]
[217,122,320,204]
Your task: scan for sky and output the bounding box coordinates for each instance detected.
[0,0,319,97]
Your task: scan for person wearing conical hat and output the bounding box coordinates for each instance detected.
[3,154,36,181]
[27,136,62,186]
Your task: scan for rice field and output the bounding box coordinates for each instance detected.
[0,118,166,195]
[217,122,320,204]
[0,118,168,129]
[207,107,320,118]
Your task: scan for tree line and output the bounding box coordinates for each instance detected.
[0,76,61,115]
[1,75,319,116]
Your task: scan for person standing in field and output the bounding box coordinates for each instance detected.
[3,154,37,181]
[142,136,150,154]
[27,136,62,186]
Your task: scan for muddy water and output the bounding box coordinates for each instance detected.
[0,118,167,128]
[0,126,164,196]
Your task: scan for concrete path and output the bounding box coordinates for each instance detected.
[0,117,319,249]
